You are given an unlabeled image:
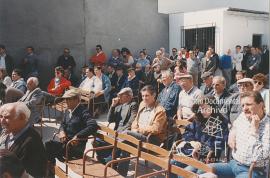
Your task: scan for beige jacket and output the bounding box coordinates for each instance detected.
[131,101,167,141]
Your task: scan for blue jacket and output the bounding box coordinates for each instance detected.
[101,74,112,102]
[157,81,181,118]
[219,55,232,69]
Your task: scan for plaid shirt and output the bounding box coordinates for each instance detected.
[232,113,270,167]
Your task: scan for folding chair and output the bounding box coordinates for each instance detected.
[104,133,142,178]
[55,125,122,178]
[137,142,171,178]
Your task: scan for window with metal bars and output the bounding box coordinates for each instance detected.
[181,26,215,52]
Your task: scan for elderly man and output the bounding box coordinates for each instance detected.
[176,74,203,121]
[209,76,231,109]
[221,78,254,125]
[208,91,269,178]
[152,50,174,70]
[19,77,43,124]
[96,88,138,164]
[0,102,47,177]
[108,87,138,132]
[200,72,214,95]
[228,71,245,94]
[157,70,181,118]
[45,89,98,174]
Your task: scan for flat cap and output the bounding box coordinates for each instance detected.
[118,87,133,96]
[174,73,193,80]
[62,88,81,98]
[127,68,135,72]
[237,78,254,85]
[201,72,213,80]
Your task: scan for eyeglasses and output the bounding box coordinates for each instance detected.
[254,81,263,85]
[172,51,177,53]
[237,83,251,88]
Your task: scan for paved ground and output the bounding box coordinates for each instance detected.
[36,107,165,178]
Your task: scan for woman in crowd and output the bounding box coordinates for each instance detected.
[47,66,71,96]
[252,73,269,113]
[171,97,229,177]
[121,47,134,68]
[0,69,12,87]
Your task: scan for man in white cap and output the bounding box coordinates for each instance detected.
[176,74,203,121]
[45,88,98,175]
[108,87,138,132]
[221,78,254,125]
[95,87,138,163]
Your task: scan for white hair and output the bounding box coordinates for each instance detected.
[27,77,39,87]
[0,102,30,121]
[213,76,226,85]
[156,50,162,55]
[161,70,173,78]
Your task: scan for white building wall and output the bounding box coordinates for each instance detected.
[222,11,269,54]
[169,9,225,54]
[158,0,269,14]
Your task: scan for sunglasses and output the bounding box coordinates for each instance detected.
[254,81,263,85]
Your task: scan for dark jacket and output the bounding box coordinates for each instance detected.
[220,93,241,124]
[9,127,47,177]
[200,84,213,95]
[157,81,181,118]
[107,101,138,132]
[60,104,98,140]
[3,54,14,76]
[123,77,140,96]
[56,55,76,71]
[207,89,231,109]
[201,55,218,74]
[183,113,228,157]
[144,71,155,85]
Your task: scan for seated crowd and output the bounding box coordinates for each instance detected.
[0,43,269,177]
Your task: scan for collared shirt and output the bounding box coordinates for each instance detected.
[178,86,203,119]
[79,76,102,93]
[0,124,30,149]
[68,103,80,118]
[136,58,150,67]
[232,113,270,167]
[0,54,6,69]
[138,106,155,130]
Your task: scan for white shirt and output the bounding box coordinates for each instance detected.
[232,113,270,167]
[79,76,102,93]
[0,54,6,69]
[178,86,203,119]
[232,52,243,71]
